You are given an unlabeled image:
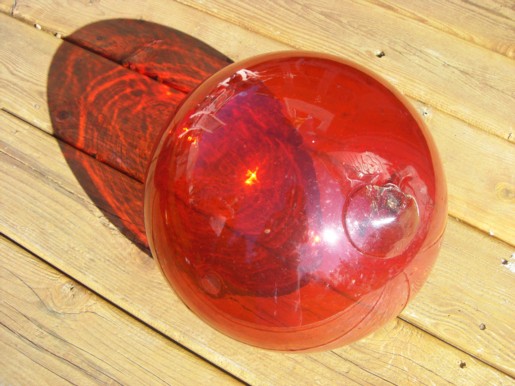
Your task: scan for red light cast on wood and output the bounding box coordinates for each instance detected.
[145,52,447,351]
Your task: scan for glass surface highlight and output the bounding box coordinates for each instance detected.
[144,52,447,351]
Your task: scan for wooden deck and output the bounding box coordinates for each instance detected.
[0,1,513,384]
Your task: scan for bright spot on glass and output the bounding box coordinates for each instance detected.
[245,167,259,185]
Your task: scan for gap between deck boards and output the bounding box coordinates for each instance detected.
[1,9,512,248]
[1,99,513,381]
[0,8,513,382]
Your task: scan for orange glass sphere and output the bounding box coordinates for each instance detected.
[144,51,447,351]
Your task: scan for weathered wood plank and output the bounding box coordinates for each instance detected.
[403,219,515,375]
[0,0,285,61]
[364,0,515,58]
[0,12,513,246]
[414,101,515,246]
[44,18,230,182]
[1,0,513,141]
[0,2,283,132]
[1,110,513,383]
[0,1,12,15]
[177,0,515,142]
[0,1,514,381]
[0,12,54,130]
[0,236,241,385]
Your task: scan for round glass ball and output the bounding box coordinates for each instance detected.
[144,51,447,352]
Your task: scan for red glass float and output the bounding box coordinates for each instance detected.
[144,51,447,352]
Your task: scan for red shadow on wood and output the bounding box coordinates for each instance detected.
[47,23,447,352]
[47,19,232,248]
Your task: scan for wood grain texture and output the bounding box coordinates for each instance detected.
[174,0,515,142]
[0,0,12,15]
[403,219,515,375]
[1,0,514,383]
[415,101,515,246]
[2,0,286,61]
[0,12,513,246]
[364,0,515,58]
[1,110,513,384]
[0,236,240,385]
[2,0,514,142]
[0,1,284,133]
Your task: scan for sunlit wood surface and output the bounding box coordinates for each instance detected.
[0,1,514,384]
